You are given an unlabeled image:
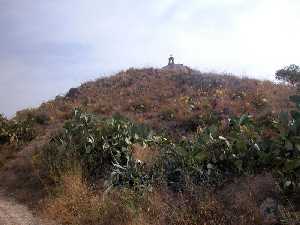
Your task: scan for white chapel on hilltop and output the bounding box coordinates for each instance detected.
[162,55,191,73]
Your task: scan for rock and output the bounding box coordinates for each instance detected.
[66,87,80,98]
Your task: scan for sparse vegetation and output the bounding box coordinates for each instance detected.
[0,113,36,146]
[40,108,154,189]
[1,68,300,225]
[38,93,300,224]
[276,64,300,86]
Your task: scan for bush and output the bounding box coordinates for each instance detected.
[34,112,50,125]
[41,95,300,194]
[0,114,10,144]
[43,171,134,225]
[275,64,300,86]
[0,113,36,145]
[41,108,155,189]
[158,104,300,193]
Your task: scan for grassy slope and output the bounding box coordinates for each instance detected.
[37,68,294,136]
[0,68,297,223]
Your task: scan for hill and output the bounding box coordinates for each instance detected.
[30,68,294,136]
[0,68,299,225]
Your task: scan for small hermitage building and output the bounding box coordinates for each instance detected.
[162,55,191,73]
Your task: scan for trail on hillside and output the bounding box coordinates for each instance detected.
[0,126,59,225]
[0,192,54,225]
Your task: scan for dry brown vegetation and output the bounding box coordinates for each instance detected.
[0,68,299,225]
[33,68,295,137]
[43,171,284,225]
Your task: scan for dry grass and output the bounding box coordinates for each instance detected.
[43,172,274,225]
[131,144,159,168]
[43,170,134,225]
[31,68,295,138]
[1,68,298,224]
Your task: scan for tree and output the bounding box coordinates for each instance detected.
[275,64,300,86]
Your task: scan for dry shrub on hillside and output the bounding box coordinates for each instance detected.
[44,174,269,225]
[43,171,134,225]
[0,144,17,168]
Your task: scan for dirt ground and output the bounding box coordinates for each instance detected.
[0,191,55,225]
[0,127,58,225]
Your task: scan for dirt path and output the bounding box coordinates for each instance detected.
[0,125,61,225]
[0,192,54,225]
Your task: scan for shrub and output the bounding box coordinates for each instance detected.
[0,114,10,144]
[41,94,300,194]
[275,64,300,86]
[41,108,155,189]
[157,100,300,193]
[43,171,134,225]
[34,112,50,125]
[159,109,175,121]
[0,113,36,145]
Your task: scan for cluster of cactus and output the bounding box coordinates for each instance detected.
[157,95,300,193]
[0,114,36,145]
[42,94,300,194]
[41,109,153,188]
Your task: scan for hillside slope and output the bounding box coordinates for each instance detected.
[36,68,294,136]
[0,68,298,225]
[0,68,295,197]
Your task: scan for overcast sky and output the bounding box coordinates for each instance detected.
[1,0,300,117]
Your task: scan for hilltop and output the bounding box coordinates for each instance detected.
[28,68,293,136]
[0,67,299,225]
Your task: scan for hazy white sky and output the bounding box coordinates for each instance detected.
[1,0,300,117]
